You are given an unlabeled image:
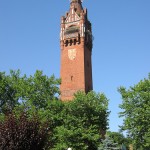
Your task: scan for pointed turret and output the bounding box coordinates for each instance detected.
[70,0,83,14]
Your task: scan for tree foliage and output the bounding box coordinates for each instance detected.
[0,70,109,150]
[38,91,109,150]
[0,70,20,114]
[98,136,120,150]
[118,74,150,149]
[0,70,60,113]
[107,131,131,150]
[52,91,109,150]
[0,111,51,150]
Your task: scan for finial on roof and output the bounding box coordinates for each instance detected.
[70,0,83,3]
[69,0,83,13]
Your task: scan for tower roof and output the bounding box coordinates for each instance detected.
[70,0,83,14]
[70,0,82,2]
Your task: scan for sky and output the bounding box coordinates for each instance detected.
[0,0,150,132]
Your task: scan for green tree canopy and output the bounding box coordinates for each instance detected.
[39,91,109,150]
[0,70,110,150]
[0,70,60,113]
[119,74,150,149]
[98,135,120,150]
[0,70,20,113]
[107,131,131,150]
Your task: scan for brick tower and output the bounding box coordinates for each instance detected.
[60,0,93,100]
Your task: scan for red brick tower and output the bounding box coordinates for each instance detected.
[60,0,93,100]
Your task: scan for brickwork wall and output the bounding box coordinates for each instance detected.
[60,39,85,100]
[60,0,93,101]
[84,46,93,93]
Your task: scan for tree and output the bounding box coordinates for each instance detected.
[25,91,109,150]
[118,74,150,149]
[107,131,131,150]
[51,91,109,150]
[18,70,60,109]
[0,70,109,150]
[0,110,51,150]
[0,70,20,114]
[0,70,60,114]
[98,136,120,150]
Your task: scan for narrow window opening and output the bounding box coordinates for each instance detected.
[74,39,76,45]
[71,76,73,81]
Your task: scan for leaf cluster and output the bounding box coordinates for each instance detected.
[98,136,120,150]
[48,91,109,150]
[107,131,132,149]
[0,111,51,150]
[0,70,110,150]
[119,74,150,149]
[0,70,60,113]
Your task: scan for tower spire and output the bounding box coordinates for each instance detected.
[70,0,82,3]
[70,0,83,14]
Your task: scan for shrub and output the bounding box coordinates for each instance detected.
[0,111,51,150]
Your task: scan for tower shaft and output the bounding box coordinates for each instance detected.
[60,1,93,100]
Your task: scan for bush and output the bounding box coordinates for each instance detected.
[0,111,51,150]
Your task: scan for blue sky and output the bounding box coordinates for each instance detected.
[0,0,150,132]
